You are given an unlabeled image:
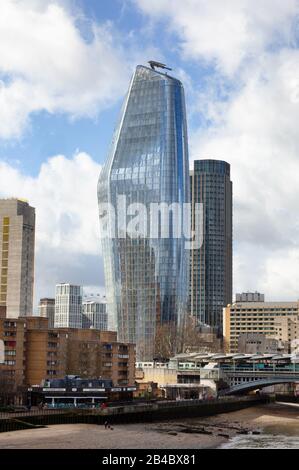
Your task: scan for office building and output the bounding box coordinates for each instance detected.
[98,64,190,360]
[189,160,232,330]
[82,298,107,330]
[38,298,55,328]
[274,316,299,346]
[237,333,288,354]
[223,300,299,352]
[54,283,82,329]
[0,199,35,318]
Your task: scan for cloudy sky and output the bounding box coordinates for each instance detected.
[1,0,299,308]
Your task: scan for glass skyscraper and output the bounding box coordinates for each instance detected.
[189,160,232,331]
[98,65,190,360]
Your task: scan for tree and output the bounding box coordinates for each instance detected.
[154,322,178,360]
[154,315,223,360]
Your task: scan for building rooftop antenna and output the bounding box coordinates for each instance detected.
[148,61,172,71]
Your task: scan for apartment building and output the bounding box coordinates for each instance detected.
[0,318,26,386]
[0,199,35,318]
[67,329,135,386]
[223,301,299,353]
[24,317,69,386]
[0,317,135,387]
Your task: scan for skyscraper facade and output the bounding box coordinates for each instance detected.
[38,298,55,328]
[98,65,190,360]
[82,298,108,330]
[0,199,35,318]
[189,160,232,331]
[54,283,82,328]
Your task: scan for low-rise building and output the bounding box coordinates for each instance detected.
[29,375,136,407]
[135,358,210,400]
[238,333,288,354]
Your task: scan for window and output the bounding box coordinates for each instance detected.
[5,360,15,366]
[5,350,16,356]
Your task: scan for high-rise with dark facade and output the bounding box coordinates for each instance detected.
[189,160,232,331]
[98,65,190,360]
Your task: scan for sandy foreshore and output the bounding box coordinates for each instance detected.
[0,403,298,449]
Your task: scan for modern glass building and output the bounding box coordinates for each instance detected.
[98,65,190,361]
[54,284,83,329]
[82,298,108,331]
[189,160,232,331]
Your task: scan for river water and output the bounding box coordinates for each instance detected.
[221,433,299,449]
[221,402,299,449]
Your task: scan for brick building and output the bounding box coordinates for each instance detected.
[0,317,135,388]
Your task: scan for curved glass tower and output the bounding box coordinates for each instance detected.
[98,65,190,360]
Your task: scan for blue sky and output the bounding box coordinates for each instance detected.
[0,0,213,176]
[0,1,138,175]
[1,0,299,307]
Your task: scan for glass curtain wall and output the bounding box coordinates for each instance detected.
[98,65,190,360]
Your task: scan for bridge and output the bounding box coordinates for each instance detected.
[219,376,299,395]
[202,354,299,395]
[171,352,299,396]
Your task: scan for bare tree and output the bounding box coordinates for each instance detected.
[154,322,178,360]
[181,316,223,353]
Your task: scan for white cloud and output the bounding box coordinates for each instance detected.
[190,48,299,300]
[135,0,299,300]
[0,152,103,308]
[2,0,299,304]
[0,0,133,139]
[135,0,299,75]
